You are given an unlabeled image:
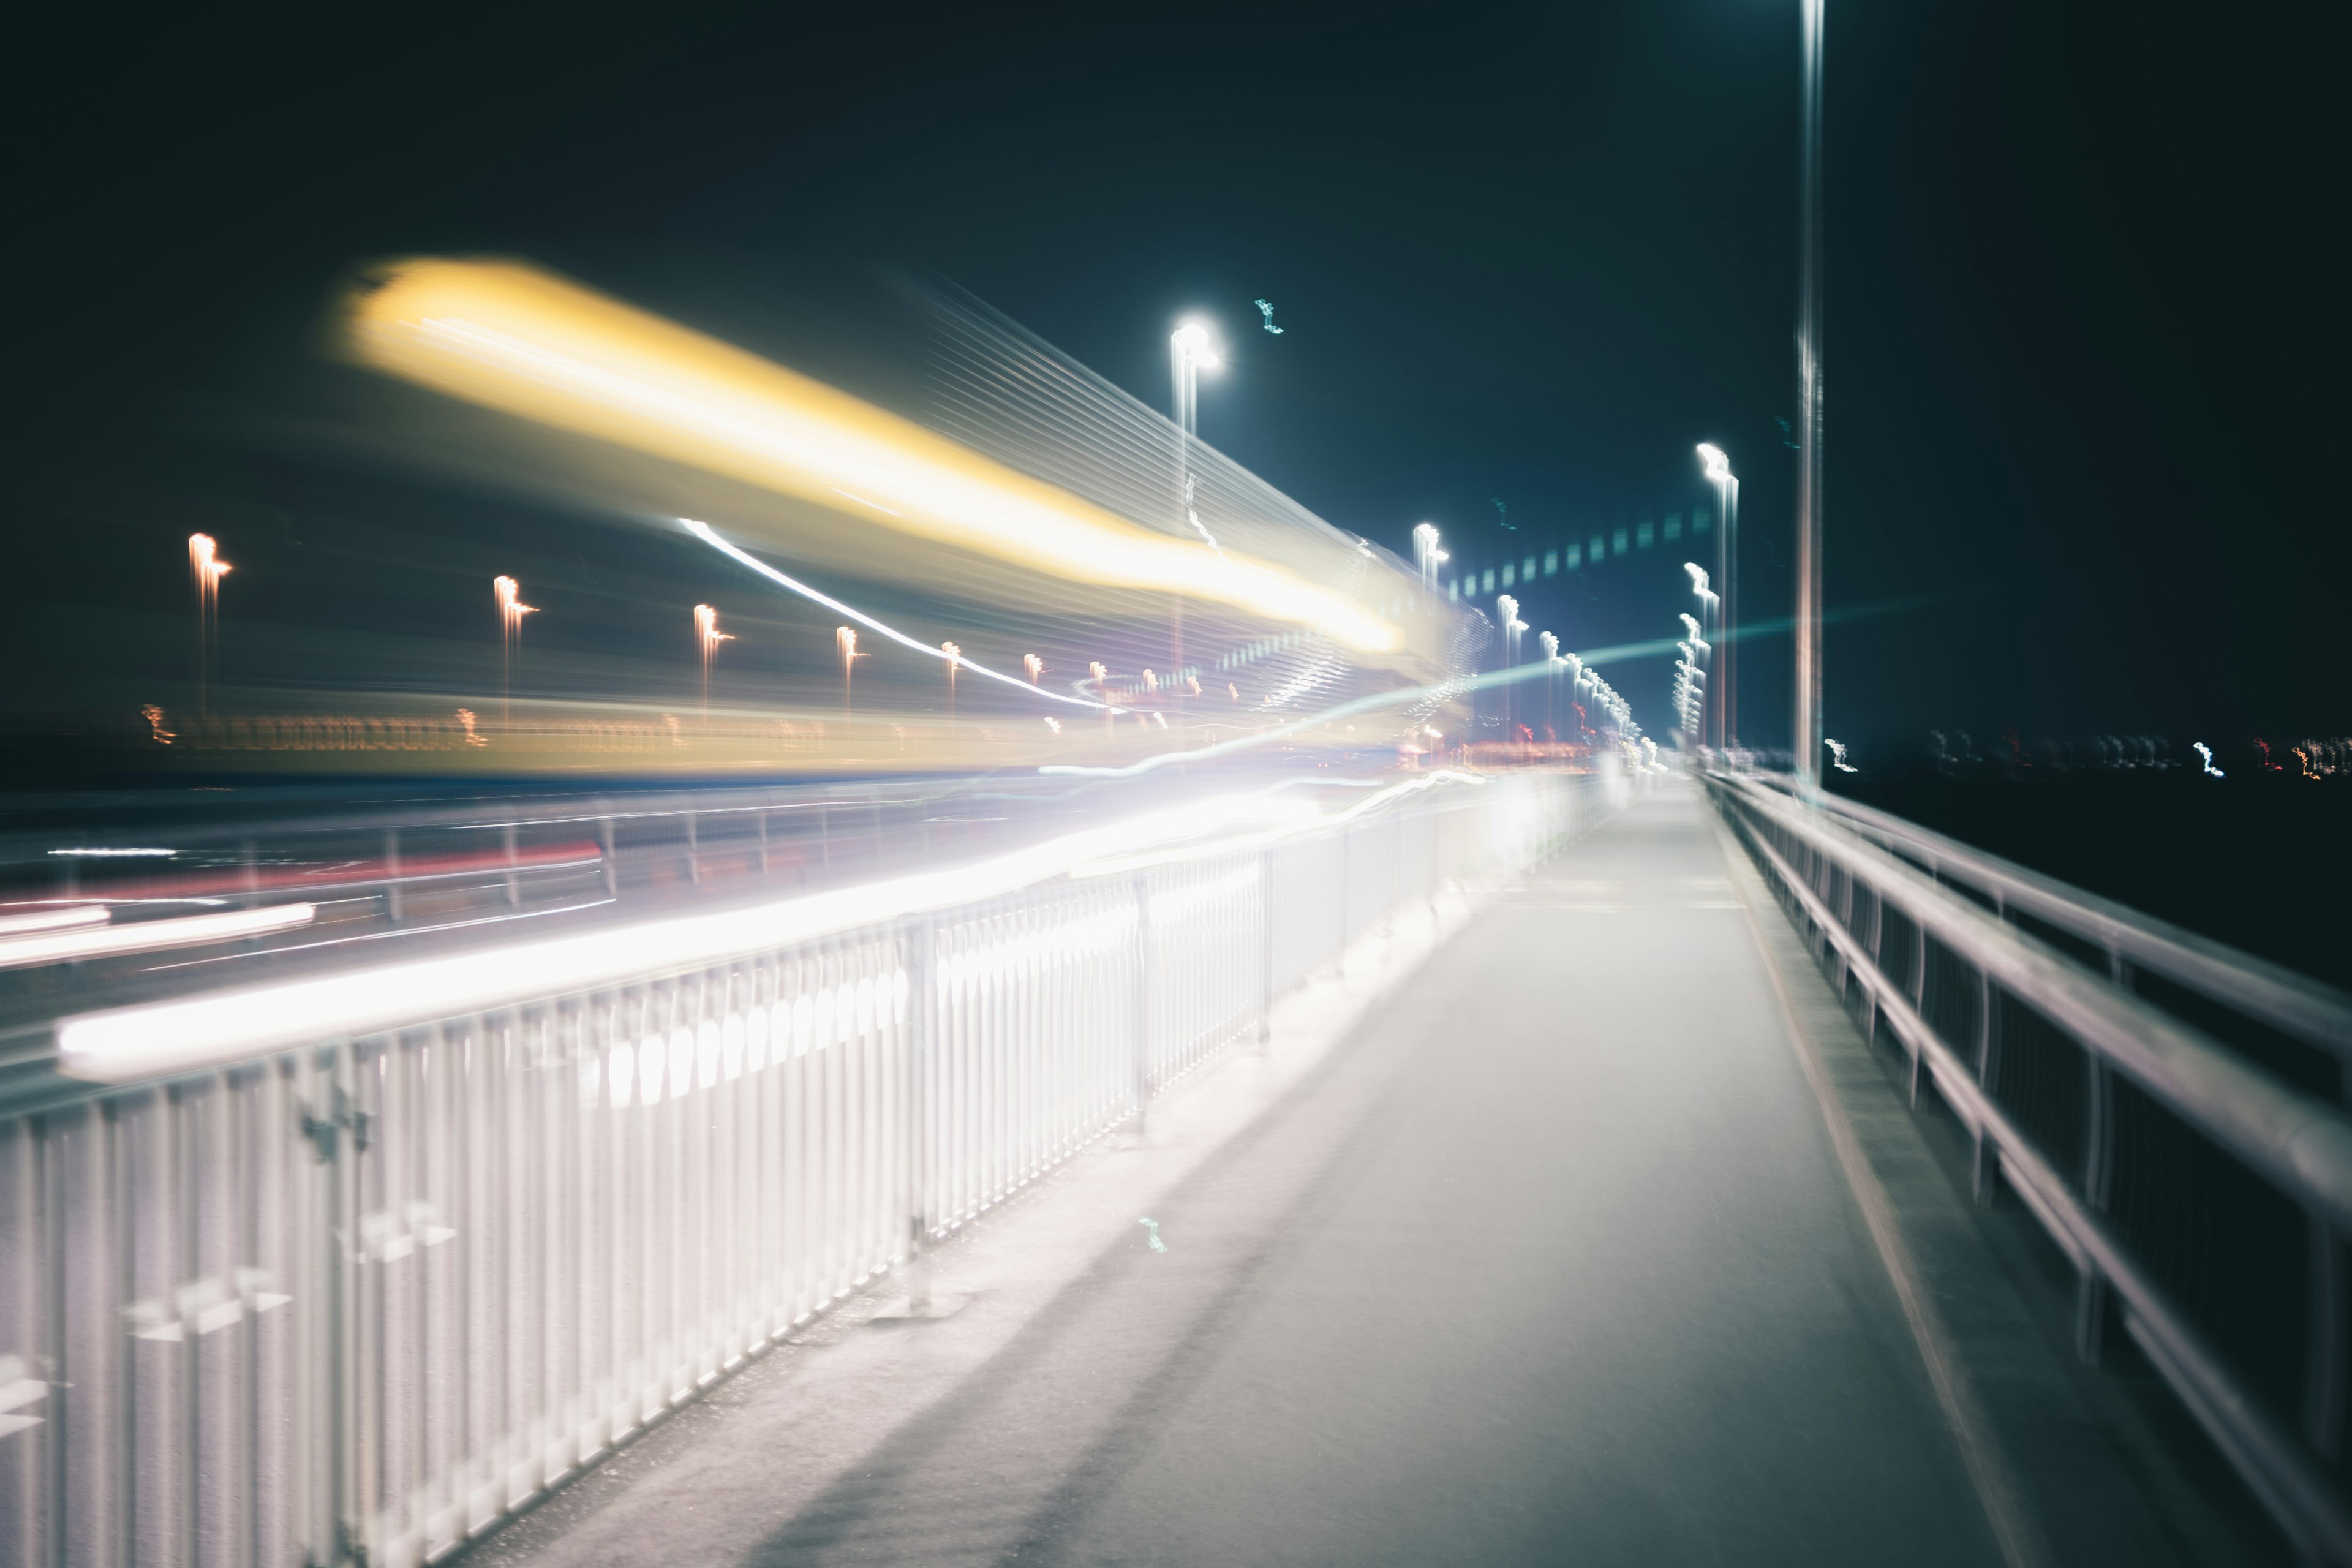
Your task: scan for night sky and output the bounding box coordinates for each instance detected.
[7,1,2344,756]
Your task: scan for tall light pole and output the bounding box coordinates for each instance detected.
[1698,444,1740,755]
[494,575,537,728]
[1497,594,1523,736]
[1539,630,1559,741]
[693,604,732,720]
[1683,562,1719,757]
[1169,320,1221,723]
[837,626,863,715]
[188,533,232,718]
[1414,522,1448,595]
[1795,0,1826,787]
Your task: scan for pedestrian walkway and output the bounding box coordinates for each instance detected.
[466,788,2216,1567]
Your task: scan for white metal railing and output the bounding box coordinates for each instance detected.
[0,767,1596,1567]
[1711,773,2352,1562]
[1745,772,2352,1069]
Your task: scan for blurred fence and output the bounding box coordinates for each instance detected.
[0,768,1594,1567]
[1712,773,2352,1563]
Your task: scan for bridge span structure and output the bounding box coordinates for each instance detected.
[3,766,2350,1566]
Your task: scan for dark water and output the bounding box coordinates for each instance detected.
[1828,769,2352,995]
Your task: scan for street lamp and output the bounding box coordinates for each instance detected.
[837,626,864,715]
[494,575,537,727]
[188,533,232,718]
[1170,322,1219,438]
[1497,594,1525,736]
[693,604,733,719]
[1414,522,1449,594]
[1795,0,1826,788]
[1697,445,1740,756]
[1539,630,1559,740]
[1169,319,1223,720]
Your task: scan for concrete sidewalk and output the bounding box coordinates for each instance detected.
[467,786,2200,1566]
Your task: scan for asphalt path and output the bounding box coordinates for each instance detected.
[486,789,2008,1566]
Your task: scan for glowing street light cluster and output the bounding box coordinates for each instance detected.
[1673,609,1710,741]
[1695,445,1738,753]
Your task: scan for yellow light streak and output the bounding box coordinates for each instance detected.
[342,259,1397,651]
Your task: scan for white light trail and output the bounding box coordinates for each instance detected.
[0,907,108,937]
[55,777,1485,1084]
[4,903,315,973]
[684,519,1108,710]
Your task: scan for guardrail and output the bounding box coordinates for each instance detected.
[1746,772,2352,1098]
[0,767,1596,1567]
[1709,773,2352,1562]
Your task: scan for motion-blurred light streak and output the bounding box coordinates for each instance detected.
[55,775,1486,1082]
[344,260,1394,650]
[2,903,314,971]
[689,520,1106,710]
[0,907,109,937]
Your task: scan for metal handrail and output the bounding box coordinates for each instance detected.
[1730,778,2352,1229]
[0,769,1601,1568]
[1746,771,2352,1061]
[1711,773,2352,1561]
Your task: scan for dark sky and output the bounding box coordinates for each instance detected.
[7,0,2345,755]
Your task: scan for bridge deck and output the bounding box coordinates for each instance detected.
[467,790,2222,1567]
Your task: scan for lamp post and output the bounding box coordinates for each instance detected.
[1414,522,1449,596]
[188,534,232,718]
[1539,630,1559,741]
[1496,594,1523,737]
[1169,320,1222,724]
[693,605,733,720]
[1697,444,1740,755]
[837,626,863,715]
[1681,564,1718,753]
[1795,0,1826,788]
[494,575,537,728]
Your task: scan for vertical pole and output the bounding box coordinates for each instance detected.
[326,1047,360,1568]
[1130,875,1151,1139]
[1972,970,2000,1204]
[1257,846,1275,1049]
[1170,337,1193,730]
[1794,0,1826,789]
[1725,477,1740,752]
[904,921,933,1311]
[2078,1053,2114,1365]
[2308,1217,2347,1460]
[385,829,404,925]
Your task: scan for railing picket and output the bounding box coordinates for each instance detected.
[1,771,1581,1567]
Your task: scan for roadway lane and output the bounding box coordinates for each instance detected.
[724,786,2002,1566]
